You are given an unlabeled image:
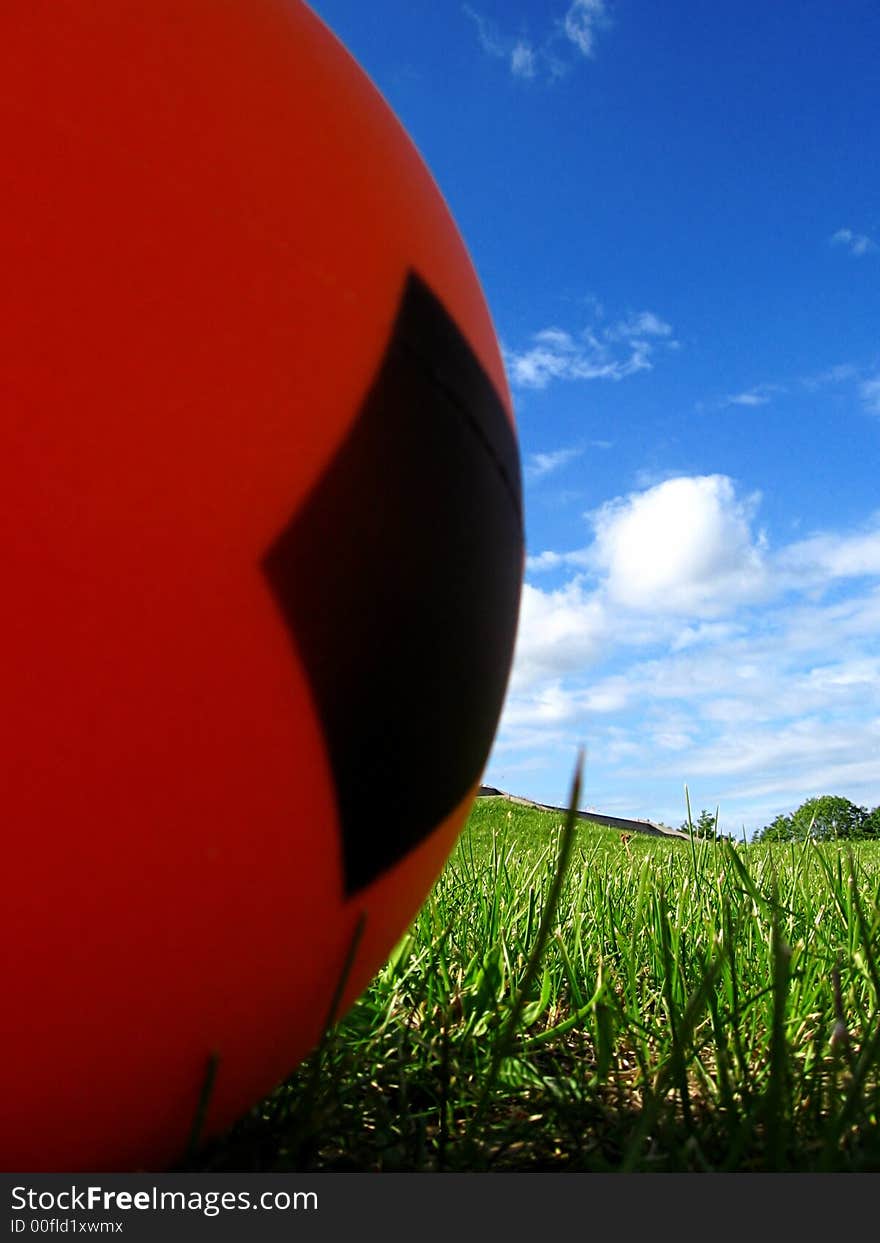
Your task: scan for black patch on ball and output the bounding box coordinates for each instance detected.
[263,271,523,897]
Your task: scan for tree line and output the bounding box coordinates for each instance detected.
[681,795,880,842]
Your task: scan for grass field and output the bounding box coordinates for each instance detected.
[189,783,880,1173]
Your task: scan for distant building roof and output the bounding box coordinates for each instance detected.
[476,785,690,840]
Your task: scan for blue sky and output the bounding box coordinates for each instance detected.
[309,0,880,837]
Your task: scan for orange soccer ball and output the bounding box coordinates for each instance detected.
[1,0,522,1170]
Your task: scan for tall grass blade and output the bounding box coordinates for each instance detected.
[467,748,584,1146]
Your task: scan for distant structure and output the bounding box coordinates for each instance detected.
[476,785,691,840]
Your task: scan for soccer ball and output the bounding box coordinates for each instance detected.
[1,0,522,1170]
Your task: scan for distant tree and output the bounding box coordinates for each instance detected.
[680,808,718,839]
[865,806,880,838]
[759,796,869,842]
[756,813,793,842]
[790,795,868,840]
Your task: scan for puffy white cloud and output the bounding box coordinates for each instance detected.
[508,579,608,691]
[588,475,768,614]
[493,473,880,832]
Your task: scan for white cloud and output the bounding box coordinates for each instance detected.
[685,717,880,784]
[504,308,675,391]
[522,481,880,633]
[725,389,771,407]
[492,474,880,833]
[589,475,768,614]
[511,40,537,78]
[463,5,506,58]
[526,546,593,574]
[526,550,564,573]
[707,362,864,412]
[505,332,647,388]
[563,0,608,58]
[581,680,632,713]
[607,311,673,340]
[778,516,880,584]
[831,227,877,257]
[720,753,880,803]
[800,363,859,390]
[525,445,583,481]
[729,393,769,407]
[464,1,609,82]
[671,621,745,652]
[508,580,608,691]
[716,381,788,409]
[501,680,582,728]
[861,376,880,415]
[653,726,695,752]
[513,473,772,706]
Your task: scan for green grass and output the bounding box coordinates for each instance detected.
[188,786,880,1173]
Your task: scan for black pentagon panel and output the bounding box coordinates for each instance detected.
[263,271,523,897]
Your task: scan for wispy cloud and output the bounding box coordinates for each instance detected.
[526,550,566,573]
[561,0,609,58]
[510,40,537,78]
[799,363,859,391]
[722,383,782,408]
[464,1,610,82]
[861,376,880,416]
[505,330,647,388]
[830,227,877,257]
[504,306,676,391]
[525,445,583,481]
[778,514,880,583]
[726,392,770,407]
[463,5,506,58]
[463,6,539,79]
[706,362,864,411]
[605,311,674,341]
